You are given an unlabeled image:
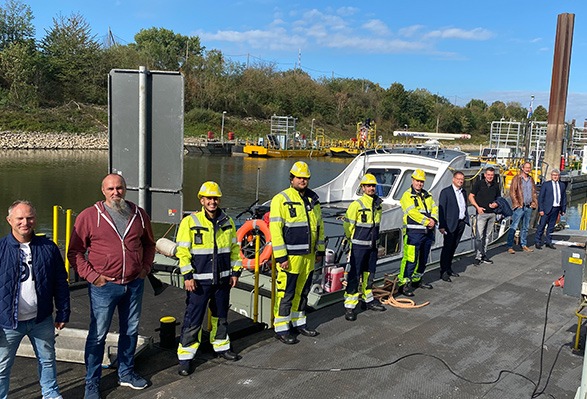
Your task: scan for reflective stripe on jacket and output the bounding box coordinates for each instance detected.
[269,186,325,267]
[400,186,438,231]
[344,194,382,248]
[175,208,242,284]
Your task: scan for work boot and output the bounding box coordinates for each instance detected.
[345,309,357,321]
[178,361,192,376]
[294,326,319,337]
[400,285,414,297]
[366,301,386,311]
[275,333,298,345]
[217,350,241,361]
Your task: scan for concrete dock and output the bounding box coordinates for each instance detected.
[8,231,587,398]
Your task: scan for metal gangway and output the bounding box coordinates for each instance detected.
[487,120,523,165]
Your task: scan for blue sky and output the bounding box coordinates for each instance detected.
[21,0,587,123]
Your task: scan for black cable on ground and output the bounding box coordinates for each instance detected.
[217,282,566,399]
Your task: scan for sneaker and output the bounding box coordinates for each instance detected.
[473,258,481,266]
[482,257,493,264]
[118,372,148,390]
[84,382,101,399]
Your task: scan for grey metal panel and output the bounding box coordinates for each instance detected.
[108,69,184,224]
[124,190,182,225]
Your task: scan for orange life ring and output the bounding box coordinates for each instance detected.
[237,219,272,270]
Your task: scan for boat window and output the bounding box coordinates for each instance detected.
[355,168,401,198]
[392,170,434,200]
[378,229,401,257]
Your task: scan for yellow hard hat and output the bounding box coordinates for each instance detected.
[360,173,378,185]
[290,161,311,178]
[411,169,426,181]
[198,181,222,198]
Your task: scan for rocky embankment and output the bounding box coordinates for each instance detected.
[0,131,108,150]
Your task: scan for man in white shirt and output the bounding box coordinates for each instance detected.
[535,169,566,249]
[0,200,70,399]
[438,171,469,282]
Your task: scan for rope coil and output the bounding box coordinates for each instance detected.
[372,274,430,309]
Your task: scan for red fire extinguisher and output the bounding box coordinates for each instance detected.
[560,155,565,171]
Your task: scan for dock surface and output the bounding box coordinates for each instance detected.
[9,233,587,398]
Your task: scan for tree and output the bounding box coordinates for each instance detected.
[39,13,103,104]
[0,40,39,107]
[132,27,204,71]
[532,105,548,121]
[0,0,34,51]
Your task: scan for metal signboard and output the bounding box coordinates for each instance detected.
[108,68,184,224]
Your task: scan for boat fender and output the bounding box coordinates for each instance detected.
[156,237,178,258]
[237,219,273,270]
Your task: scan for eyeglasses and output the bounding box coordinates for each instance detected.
[363,184,376,187]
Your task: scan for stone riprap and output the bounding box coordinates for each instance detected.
[0,131,108,150]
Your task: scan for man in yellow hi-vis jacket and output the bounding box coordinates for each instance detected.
[175,181,243,376]
[270,161,325,344]
[398,169,438,297]
[343,173,386,321]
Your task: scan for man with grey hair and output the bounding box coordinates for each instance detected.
[0,200,70,399]
[68,174,156,399]
[535,169,566,249]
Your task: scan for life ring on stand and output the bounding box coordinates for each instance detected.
[237,219,272,271]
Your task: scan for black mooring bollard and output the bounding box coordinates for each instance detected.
[157,316,178,349]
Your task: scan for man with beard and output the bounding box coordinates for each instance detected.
[68,174,156,399]
[270,161,325,344]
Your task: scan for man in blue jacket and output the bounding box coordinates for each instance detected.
[0,200,70,399]
[535,169,566,249]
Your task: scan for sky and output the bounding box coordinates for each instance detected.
[19,0,587,123]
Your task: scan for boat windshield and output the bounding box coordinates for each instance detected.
[391,170,434,200]
[356,168,401,198]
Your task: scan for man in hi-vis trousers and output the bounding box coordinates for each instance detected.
[270,161,325,344]
[342,173,386,321]
[175,181,242,376]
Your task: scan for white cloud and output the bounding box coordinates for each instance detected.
[362,19,391,36]
[198,28,306,51]
[424,27,494,41]
[399,25,425,38]
[337,6,359,17]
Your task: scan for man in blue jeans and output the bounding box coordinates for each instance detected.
[0,200,70,399]
[68,174,156,399]
[506,162,537,253]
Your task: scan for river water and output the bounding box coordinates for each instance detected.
[0,151,351,239]
[0,150,584,239]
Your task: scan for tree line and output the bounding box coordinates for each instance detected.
[0,0,548,140]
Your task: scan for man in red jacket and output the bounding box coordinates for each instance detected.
[68,174,156,399]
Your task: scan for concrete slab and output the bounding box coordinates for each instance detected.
[8,233,587,398]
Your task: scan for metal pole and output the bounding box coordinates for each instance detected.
[221,111,227,144]
[138,66,148,209]
[311,118,315,148]
[52,205,59,245]
[253,233,260,323]
[65,209,72,281]
[255,168,260,203]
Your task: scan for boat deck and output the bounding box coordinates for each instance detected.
[9,231,587,398]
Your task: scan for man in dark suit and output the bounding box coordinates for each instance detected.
[438,171,469,282]
[535,169,566,249]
